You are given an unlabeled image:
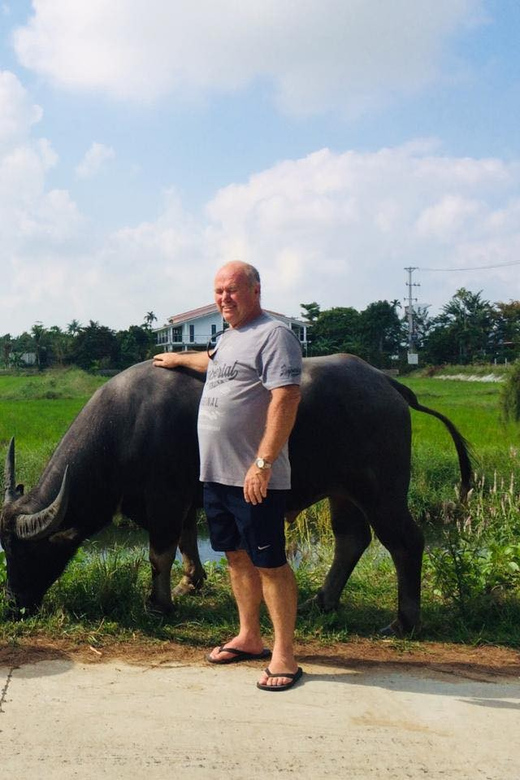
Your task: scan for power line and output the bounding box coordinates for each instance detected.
[404,267,420,365]
[420,259,520,272]
[402,258,519,366]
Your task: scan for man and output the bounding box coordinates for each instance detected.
[153,261,303,691]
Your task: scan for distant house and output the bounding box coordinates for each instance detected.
[154,303,310,352]
[18,352,37,366]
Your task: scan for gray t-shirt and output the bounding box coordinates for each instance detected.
[197,312,303,489]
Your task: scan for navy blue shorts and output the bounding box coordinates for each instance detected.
[203,483,288,568]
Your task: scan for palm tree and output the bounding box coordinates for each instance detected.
[48,325,67,366]
[67,319,82,337]
[143,311,157,329]
[31,322,47,368]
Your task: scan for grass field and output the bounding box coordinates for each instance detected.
[0,367,519,649]
[0,369,107,486]
[401,375,519,519]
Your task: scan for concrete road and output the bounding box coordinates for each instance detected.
[1,657,519,779]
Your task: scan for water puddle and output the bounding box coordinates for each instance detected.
[84,523,223,564]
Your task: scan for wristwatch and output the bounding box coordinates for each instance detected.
[255,457,272,470]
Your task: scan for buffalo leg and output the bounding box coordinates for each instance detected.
[146,487,190,614]
[370,503,424,636]
[148,541,177,614]
[173,505,207,596]
[309,497,372,612]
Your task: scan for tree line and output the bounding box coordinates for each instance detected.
[1,290,519,373]
[303,288,520,369]
[0,312,158,372]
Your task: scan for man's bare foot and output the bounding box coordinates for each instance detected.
[257,666,303,691]
[207,640,271,665]
[257,654,300,688]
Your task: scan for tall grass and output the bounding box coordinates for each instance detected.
[424,472,520,603]
[501,360,520,422]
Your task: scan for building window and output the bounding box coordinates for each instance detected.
[171,327,182,342]
[291,324,304,341]
[189,324,195,342]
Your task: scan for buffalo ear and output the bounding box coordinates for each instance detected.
[49,528,81,545]
[16,484,24,497]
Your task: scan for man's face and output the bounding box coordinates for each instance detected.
[214,266,261,328]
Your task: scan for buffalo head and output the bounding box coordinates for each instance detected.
[1,439,76,614]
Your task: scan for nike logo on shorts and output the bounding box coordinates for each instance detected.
[257,544,271,550]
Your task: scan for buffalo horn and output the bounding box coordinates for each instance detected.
[3,437,17,505]
[15,467,70,541]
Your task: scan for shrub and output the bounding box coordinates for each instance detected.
[501,360,520,422]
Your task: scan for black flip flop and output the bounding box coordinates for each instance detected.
[256,666,303,691]
[207,646,272,665]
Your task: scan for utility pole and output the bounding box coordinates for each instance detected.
[404,267,420,365]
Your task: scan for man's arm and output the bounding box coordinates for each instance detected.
[243,384,301,505]
[153,351,210,373]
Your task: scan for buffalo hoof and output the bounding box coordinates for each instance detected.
[145,598,174,617]
[172,582,195,597]
[379,619,419,638]
[5,607,24,621]
[172,576,206,598]
[7,607,38,621]
[298,593,339,614]
[4,599,38,621]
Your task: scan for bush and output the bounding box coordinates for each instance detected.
[424,471,520,617]
[501,360,520,422]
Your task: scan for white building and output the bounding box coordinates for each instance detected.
[155,303,309,352]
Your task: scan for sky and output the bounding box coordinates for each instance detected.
[1,0,520,335]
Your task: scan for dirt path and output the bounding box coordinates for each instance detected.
[1,640,520,779]
[1,636,519,680]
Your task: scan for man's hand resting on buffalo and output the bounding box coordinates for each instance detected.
[153,351,210,373]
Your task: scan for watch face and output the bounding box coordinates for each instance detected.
[256,458,265,468]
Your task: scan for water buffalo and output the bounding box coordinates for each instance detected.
[1,354,471,634]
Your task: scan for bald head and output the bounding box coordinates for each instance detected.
[217,261,260,288]
[214,261,262,328]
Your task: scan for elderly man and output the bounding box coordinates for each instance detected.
[153,261,303,690]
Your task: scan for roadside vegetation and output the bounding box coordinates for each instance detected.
[0,366,519,651]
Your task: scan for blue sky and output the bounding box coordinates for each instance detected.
[1,0,519,334]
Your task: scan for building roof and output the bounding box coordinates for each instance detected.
[167,303,218,325]
[158,304,307,328]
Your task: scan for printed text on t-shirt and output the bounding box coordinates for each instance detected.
[206,360,239,389]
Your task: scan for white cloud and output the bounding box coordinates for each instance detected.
[0,72,82,243]
[415,195,481,240]
[200,145,520,316]
[18,189,83,242]
[67,143,518,330]
[75,142,115,179]
[13,0,484,115]
[0,69,42,147]
[1,102,520,334]
[0,74,62,236]
[0,70,87,333]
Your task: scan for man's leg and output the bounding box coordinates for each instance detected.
[257,563,299,688]
[207,549,267,662]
